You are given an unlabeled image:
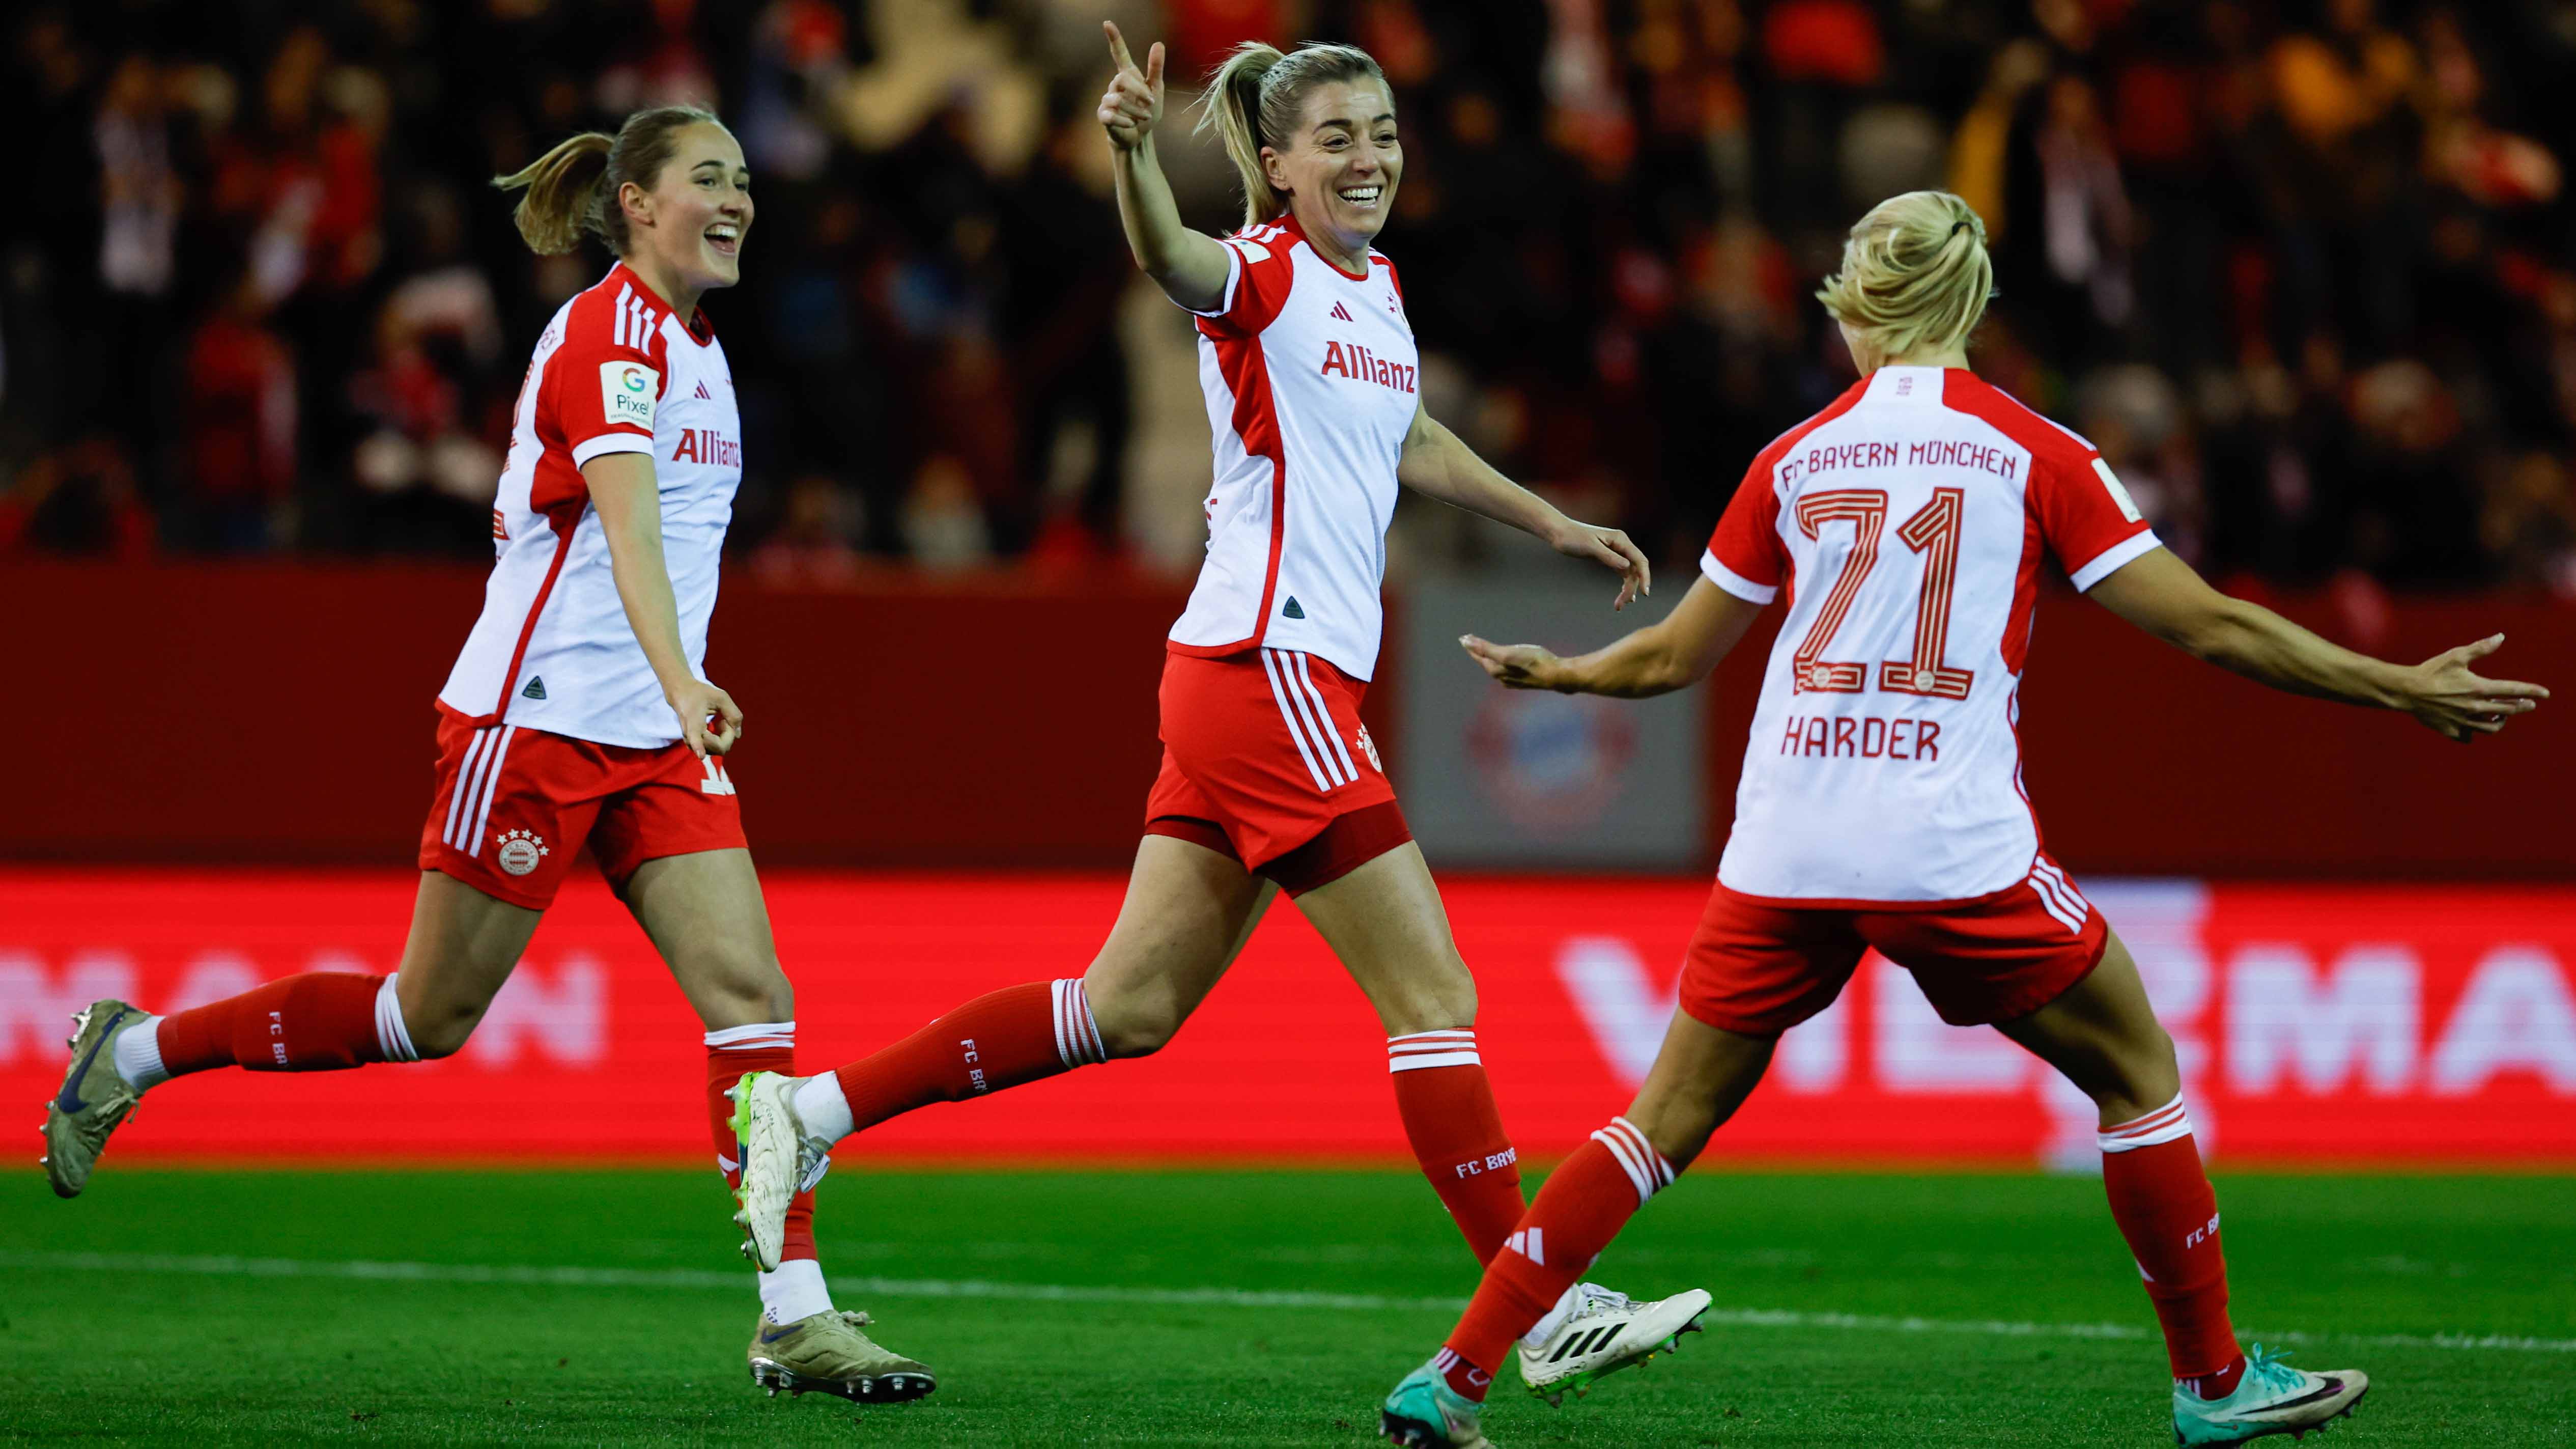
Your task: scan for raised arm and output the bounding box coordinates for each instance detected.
[1098,23,1232,314]
[1399,404,1652,609]
[2085,546,2547,741]
[1461,576,1766,699]
[583,452,740,758]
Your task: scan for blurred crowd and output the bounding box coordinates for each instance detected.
[6,0,2576,597]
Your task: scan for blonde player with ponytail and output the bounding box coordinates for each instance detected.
[46,106,938,1407]
[1381,189,2542,1445]
[729,24,1711,1400]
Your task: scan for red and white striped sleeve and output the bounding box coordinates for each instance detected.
[1188,227,1297,338]
[1703,457,1788,605]
[545,281,667,467]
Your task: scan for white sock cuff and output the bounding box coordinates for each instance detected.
[789,1071,857,1148]
[756,1256,834,1324]
[705,1020,796,1051]
[112,1013,169,1090]
[374,976,420,1064]
[1592,1115,1677,1206]
[2099,1094,2193,1153]
[1050,980,1106,1069]
[1387,1027,1479,1073]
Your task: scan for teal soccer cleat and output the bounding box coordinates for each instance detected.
[1380,1358,1492,1448]
[2173,1345,2368,1445]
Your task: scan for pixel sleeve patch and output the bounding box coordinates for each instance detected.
[601,361,660,431]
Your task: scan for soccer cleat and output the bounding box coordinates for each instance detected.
[726,1071,829,1273]
[42,1001,147,1199]
[1379,1360,1491,1448]
[2172,1345,2369,1445]
[1516,1283,1712,1406]
[747,1308,936,1403]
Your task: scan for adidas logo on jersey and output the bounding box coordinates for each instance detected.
[1282,597,1306,620]
[694,380,713,400]
[1331,301,1354,322]
[521,677,548,701]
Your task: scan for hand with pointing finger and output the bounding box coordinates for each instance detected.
[1098,22,1166,152]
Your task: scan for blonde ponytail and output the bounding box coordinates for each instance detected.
[492,104,727,258]
[1195,40,1389,231]
[1816,191,1996,368]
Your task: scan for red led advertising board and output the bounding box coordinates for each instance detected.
[4,871,2570,1165]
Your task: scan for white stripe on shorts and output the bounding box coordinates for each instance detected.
[441,727,497,850]
[1289,652,1359,782]
[1260,649,1340,791]
[463,725,519,858]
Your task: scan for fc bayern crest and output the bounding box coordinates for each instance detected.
[1463,690,1638,831]
[494,829,550,877]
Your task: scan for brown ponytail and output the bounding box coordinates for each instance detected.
[493,104,727,257]
[1196,41,1388,231]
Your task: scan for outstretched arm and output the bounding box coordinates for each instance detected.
[1099,23,1231,314]
[585,453,741,759]
[1400,405,1651,609]
[1461,576,1766,698]
[2085,546,2547,741]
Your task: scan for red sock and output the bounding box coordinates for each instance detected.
[708,1023,815,1264]
[157,972,397,1075]
[2099,1096,2241,1388]
[1388,1030,1524,1265]
[1438,1119,1675,1401]
[833,980,1103,1130]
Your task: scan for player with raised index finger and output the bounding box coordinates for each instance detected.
[43,104,932,1407]
[726,24,1710,1400]
[1377,190,2550,1447]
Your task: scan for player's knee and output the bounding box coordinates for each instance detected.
[1373,957,1477,1037]
[405,1001,482,1060]
[2084,1022,2183,1120]
[1089,991,1184,1058]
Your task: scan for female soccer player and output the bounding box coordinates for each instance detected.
[727,26,1708,1394]
[43,105,933,1406]
[1376,190,2549,1447]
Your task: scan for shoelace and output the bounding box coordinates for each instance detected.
[2239,1343,2304,1398]
[1571,1283,1635,1316]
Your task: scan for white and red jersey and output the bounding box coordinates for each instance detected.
[1702,366,2162,906]
[438,263,743,749]
[1170,214,1420,682]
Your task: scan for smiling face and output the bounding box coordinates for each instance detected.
[1264,80,1401,257]
[621,121,753,294]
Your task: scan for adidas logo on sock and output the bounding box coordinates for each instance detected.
[1282,597,1305,619]
[521,676,548,700]
[1505,1227,1545,1265]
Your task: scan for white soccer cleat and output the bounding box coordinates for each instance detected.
[2173,1345,2368,1445]
[726,1071,829,1273]
[1515,1282,1712,1406]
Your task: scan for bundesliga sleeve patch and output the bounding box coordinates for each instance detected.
[2092,457,2143,523]
[601,361,659,431]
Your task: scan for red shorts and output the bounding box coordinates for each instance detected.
[416,705,748,910]
[1678,855,2109,1036]
[1143,647,1410,894]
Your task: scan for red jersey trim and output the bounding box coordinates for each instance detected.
[1712,378,1870,589]
[1186,321,1290,657]
[474,512,582,723]
[1281,213,1371,281]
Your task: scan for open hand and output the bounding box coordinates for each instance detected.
[665,676,743,758]
[2398,634,2547,742]
[1461,634,1568,691]
[1548,518,1651,610]
[1098,22,1166,152]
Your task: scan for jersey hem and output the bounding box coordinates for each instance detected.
[1712,879,2022,912]
[1700,549,1779,604]
[2068,530,2162,591]
[1163,636,1377,683]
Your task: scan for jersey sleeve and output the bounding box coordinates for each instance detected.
[2033,444,2161,590]
[545,297,665,467]
[1187,231,1297,337]
[1702,462,1788,604]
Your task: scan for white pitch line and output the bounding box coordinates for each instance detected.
[6,1251,2570,1355]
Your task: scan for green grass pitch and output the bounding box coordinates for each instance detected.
[3,1167,2570,1445]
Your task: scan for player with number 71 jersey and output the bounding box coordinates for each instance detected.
[1700,360,2156,908]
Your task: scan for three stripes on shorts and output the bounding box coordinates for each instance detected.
[2027,854,2091,934]
[1260,647,1359,793]
[441,723,520,856]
